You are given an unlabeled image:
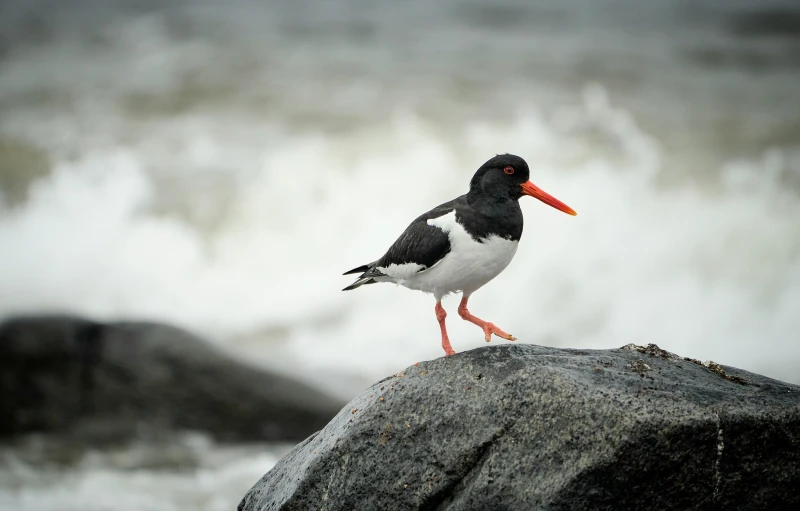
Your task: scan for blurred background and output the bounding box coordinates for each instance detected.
[1,0,799,509]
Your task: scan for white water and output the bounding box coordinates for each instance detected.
[0,435,288,511]
[2,91,798,389]
[1,0,799,507]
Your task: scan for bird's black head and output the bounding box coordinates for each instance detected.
[468,153,577,215]
[469,154,530,200]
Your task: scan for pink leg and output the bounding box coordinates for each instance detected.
[435,301,456,356]
[457,296,516,343]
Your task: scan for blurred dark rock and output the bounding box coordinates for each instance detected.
[729,9,800,40]
[0,315,343,443]
[681,8,800,72]
[240,344,800,511]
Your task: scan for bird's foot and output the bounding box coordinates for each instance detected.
[482,323,516,343]
[457,298,516,344]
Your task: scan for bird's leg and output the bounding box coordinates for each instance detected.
[435,301,456,356]
[457,296,516,343]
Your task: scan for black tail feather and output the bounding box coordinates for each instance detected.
[343,264,370,276]
[342,261,384,291]
[342,277,376,291]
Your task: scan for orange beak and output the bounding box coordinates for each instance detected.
[520,181,577,216]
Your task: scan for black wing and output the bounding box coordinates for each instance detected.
[342,197,462,291]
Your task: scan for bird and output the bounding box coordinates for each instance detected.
[342,153,576,356]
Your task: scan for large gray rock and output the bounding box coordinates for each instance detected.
[0,315,343,443]
[240,344,800,511]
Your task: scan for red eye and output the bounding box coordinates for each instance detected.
[504,166,514,175]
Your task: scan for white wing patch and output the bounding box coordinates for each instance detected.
[426,210,459,234]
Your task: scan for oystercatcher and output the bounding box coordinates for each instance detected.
[343,154,576,356]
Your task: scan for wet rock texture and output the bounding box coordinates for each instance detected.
[240,344,800,511]
[0,315,343,443]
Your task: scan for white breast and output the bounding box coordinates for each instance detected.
[397,210,518,300]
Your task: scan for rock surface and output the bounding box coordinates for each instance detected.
[240,344,800,511]
[0,315,343,443]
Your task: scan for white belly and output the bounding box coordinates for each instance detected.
[394,210,519,299]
